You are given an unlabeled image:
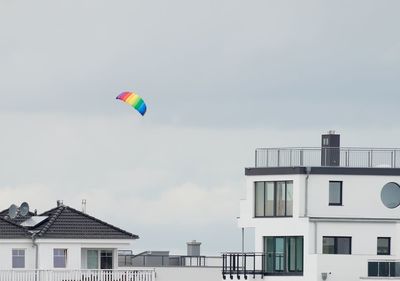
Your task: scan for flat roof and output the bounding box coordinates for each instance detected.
[245,166,400,176]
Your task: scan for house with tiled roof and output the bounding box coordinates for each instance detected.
[0,201,138,270]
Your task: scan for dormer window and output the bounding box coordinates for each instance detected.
[255,181,293,217]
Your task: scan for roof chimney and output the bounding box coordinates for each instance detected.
[321,131,340,166]
[56,200,63,207]
[187,240,201,256]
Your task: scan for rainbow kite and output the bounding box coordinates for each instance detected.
[116,92,147,116]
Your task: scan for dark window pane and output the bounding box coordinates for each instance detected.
[265,237,274,273]
[274,238,285,271]
[323,237,335,254]
[265,182,275,216]
[379,262,390,277]
[276,182,286,216]
[394,262,400,277]
[329,182,342,205]
[377,238,390,255]
[100,250,113,269]
[295,237,303,271]
[337,238,351,254]
[255,182,264,217]
[390,262,396,277]
[286,182,293,216]
[368,262,378,277]
[288,238,296,271]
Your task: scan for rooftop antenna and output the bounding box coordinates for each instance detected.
[82,199,87,213]
[8,204,18,219]
[8,202,30,219]
[20,202,29,217]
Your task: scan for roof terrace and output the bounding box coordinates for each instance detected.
[255,147,400,168]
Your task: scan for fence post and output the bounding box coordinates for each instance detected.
[300,150,303,166]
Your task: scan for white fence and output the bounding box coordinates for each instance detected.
[0,269,156,281]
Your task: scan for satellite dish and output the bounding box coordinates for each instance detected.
[20,202,29,217]
[8,204,18,219]
[381,182,400,209]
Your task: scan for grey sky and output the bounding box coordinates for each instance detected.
[1,1,400,254]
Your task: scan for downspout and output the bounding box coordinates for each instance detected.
[304,167,311,217]
[31,233,39,277]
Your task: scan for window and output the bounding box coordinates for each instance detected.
[378,237,391,255]
[100,250,113,269]
[264,236,303,275]
[368,261,400,277]
[87,250,99,269]
[255,181,293,217]
[329,181,342,205]
[54,249,67,268]
[323,237,351,254]
[12,249,25,268]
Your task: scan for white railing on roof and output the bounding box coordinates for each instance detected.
[0,269,156,281]
[255,147,400,168]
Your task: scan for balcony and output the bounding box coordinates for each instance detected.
[254,147,400,168]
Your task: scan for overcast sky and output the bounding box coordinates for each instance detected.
[1,1,400,254]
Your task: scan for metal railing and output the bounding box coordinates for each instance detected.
[0,269,156,281]
[255,147,400,168]
[222,252,265,279]
[119,254,221,268]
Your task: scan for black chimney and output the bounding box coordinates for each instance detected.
[321,131,340,166]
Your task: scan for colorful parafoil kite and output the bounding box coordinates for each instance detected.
[116,92,147,116]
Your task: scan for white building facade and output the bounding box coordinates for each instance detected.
[0,202,138,271]
[229,133,400,281]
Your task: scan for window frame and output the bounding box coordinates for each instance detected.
[254,181,293,218]
[329,181,343,206]
[263,236,303,276]
[53,248,68,268]
[12,249,25,269]
[322,236,352,255]
[377,237,391,256]
[100,250,114,269]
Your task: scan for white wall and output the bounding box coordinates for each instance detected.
[0,240,35,270]
[150,267,228,281]
[308,174,400,218]
[0,239,132,270]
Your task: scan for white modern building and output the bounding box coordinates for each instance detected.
[225,132,400,281]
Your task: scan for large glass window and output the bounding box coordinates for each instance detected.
[54,249,67,268]
[264,236,303,275]
[329,181,342,205]
[255,181,293,217]
[100,250,113,269]
[12,249,25,268]
[322,237,351,254]
[377,237,391,255]
[87,250,99,269]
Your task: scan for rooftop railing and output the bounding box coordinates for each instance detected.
[255,147,400,168]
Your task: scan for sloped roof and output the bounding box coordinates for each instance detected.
[0,204,138,240]
[36,205,138,239]
[0,217,31,239]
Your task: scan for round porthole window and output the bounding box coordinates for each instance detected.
[381,182,400,209]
